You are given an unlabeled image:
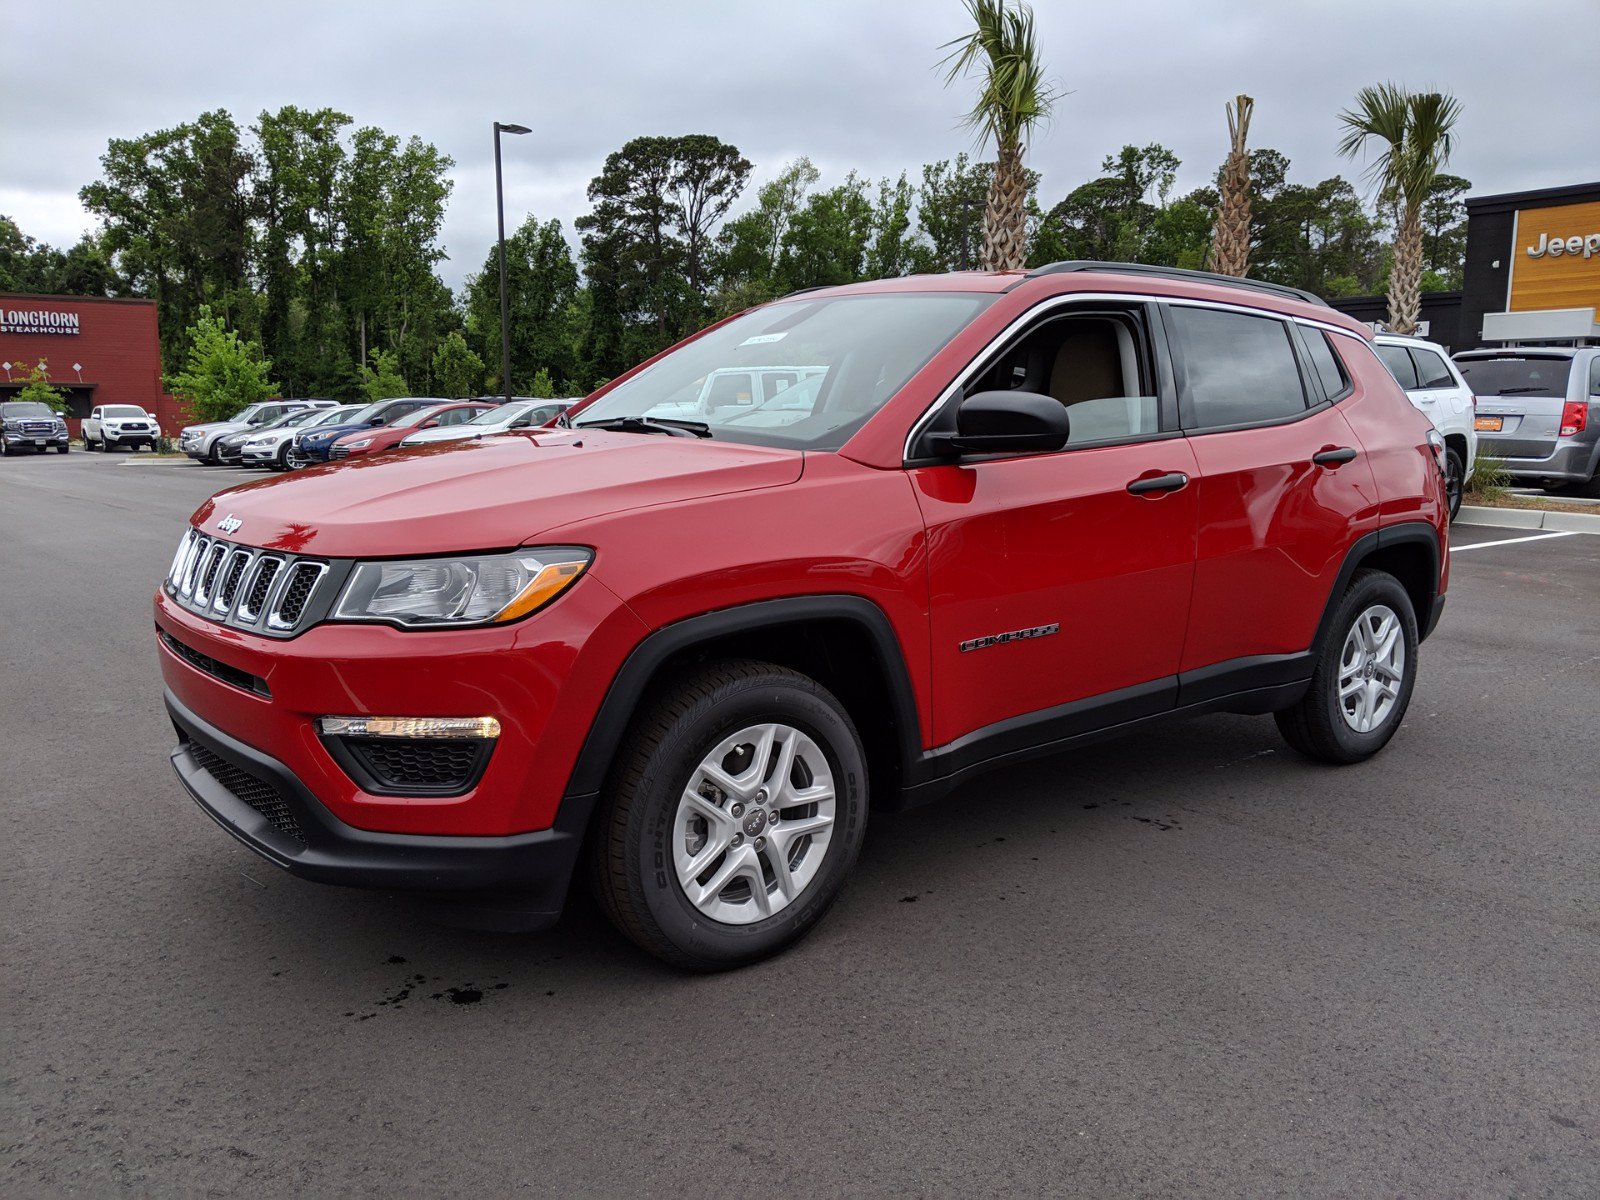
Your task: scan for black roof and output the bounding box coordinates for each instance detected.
[1026,261,1329,308]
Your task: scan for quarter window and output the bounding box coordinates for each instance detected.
[1300,329,1351,402]
[1168,306,1307,428]
[1410,348,1455,389]
[1375,343,1420,390]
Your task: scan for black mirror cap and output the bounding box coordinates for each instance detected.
[929,390,1070,456]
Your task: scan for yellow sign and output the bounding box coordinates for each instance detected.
[1509,199,1600,312]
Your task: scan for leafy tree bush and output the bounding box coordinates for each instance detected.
[431,331,484,398]
[359,349,409,401]
[526,367,557,399]
[165,306,278,422]
[10,361,69,413]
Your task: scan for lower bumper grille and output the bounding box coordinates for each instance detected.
[188,742,306,844]
[327,736,491,796]
[160,630,271,697]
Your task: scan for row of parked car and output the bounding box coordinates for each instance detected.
[1374,333,1600,511]
[177,396,578,470]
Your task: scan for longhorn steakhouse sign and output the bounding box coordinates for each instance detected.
[0,307,82,335]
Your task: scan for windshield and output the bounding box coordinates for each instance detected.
[394,404,454,428]
[255,410,309,432]
[277,408,326,428]
[1,402,56,419]
[574,293,995,450]
[1456,356,1572,398]
[105,405,147,417]
[467,402,534,426]
[314,405,364,426]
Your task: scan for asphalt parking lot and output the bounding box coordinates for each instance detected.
[4,451,1597,1197]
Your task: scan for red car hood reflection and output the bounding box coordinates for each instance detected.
[189,430,804,557]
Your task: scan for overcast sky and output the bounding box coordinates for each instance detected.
[6,0,1596,293]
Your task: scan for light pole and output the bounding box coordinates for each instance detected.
[493,121,531,405]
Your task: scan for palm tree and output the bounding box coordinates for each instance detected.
[1338,83,1462,334]
[940,0,1057,271]
[1208,94,1254,277]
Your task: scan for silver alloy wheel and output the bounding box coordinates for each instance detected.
[1338,603,1405,734]
[672,722,837,925]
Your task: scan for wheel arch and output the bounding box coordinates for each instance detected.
[1312,522,1442,652]
[562,595,924,809]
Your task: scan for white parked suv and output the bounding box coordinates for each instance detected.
[83,404,161,451]
[1372,334,1476,520]
[178,400,337,464]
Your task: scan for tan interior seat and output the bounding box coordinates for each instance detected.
[1047,323,1123,406]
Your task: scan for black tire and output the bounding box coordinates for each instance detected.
[57,444,68,454]
[590,659,869,971]
[1275,569,1419,764]
[1444,448,1464,522]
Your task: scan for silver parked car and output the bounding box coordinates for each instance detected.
[1454,347,1600,493]
[398,398,576,448]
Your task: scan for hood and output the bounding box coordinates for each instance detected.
[300,422,369,445]
[189,429,804,557]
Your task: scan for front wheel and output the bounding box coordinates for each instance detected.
[1275,569,1419,764]
[591,660,868,971]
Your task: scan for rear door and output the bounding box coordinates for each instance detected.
[1164,304,1379,682]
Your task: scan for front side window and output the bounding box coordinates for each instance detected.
[1375,344,1420,390]
[574,293,995,451]
[1168,306,1307,428]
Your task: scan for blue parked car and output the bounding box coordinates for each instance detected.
[287,398,446,467]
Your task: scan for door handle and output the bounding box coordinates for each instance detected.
[1312,447,1358,466]
[1126,471,1190,495]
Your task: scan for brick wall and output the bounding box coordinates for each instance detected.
[0,294,163,436]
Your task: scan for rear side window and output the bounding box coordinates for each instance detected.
[1168,306,1306,428]
[1375,344,1420,390]
[1300,330,1351,401]
[1410,348,1455,389]
[1589,358,1599,395]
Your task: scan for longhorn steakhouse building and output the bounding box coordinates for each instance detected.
[0,293,177,437]
[1331,180,1600,351]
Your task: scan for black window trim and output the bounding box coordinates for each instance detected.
[1290,322,1354,405]
[1162,302,1329,437]
[904,298,1178,466]
[1406,345,1455,391]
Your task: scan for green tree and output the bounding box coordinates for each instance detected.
[11,362,69,414]
[909,154,990,272]
[0,217,122,296]
[431,331,485,398]
[358,349,409,401]
[776,174,876,290]
[166,305,279,422]
[526,367,557,399]
[940,0,1059,269]
[1420,173,1470,290]
[80,110,258,364]
[463,214,580,392]
[712,157,820,310]
[1338,83,1462,333]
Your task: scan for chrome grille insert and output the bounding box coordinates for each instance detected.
[163,531,333,637]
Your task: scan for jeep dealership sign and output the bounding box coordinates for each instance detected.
[1,308,81,335]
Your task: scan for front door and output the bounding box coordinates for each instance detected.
[908,302,1198,748]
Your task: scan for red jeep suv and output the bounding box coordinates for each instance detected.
[156,263,1450,969]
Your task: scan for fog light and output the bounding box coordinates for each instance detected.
[316,715,501,739]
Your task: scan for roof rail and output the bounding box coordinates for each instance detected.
[1026,261,1329,308]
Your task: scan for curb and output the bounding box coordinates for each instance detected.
[1457,505,1600,533]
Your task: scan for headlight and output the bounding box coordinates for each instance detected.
[346,438,374,449]
[331,548,592,628]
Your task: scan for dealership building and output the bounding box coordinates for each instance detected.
[1332,180,1600,351]
[0,293,176,436]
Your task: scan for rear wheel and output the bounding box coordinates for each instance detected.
[591,660,868,971]
[1275,569,1419,764]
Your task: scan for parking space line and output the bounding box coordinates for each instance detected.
[1450,530,1580,553]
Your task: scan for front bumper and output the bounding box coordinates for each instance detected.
[167,690,591,925]
[4,430,67,448]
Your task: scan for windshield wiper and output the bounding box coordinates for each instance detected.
[574,415,712,438]
[1486,386,1557,395]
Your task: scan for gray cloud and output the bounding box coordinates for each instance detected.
[7,0,1594,293]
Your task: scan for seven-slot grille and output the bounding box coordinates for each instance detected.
[165,529,330,636]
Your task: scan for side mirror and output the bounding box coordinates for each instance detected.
[368,416,385,426]
[420,419,439,429]
[927,390,1070,456]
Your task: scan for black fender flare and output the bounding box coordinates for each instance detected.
[1310,521,1443,654]
[561,594,925,801]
